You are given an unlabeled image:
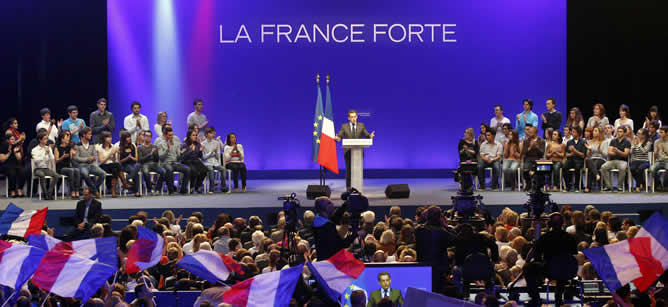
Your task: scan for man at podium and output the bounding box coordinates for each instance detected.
[334,109,375,190]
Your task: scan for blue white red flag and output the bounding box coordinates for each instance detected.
[307,249,365,301]
[28,235,117,266]
[223,264,303,307]
[0,203,47,238]
[126,225,164,274]
[0,240,46,290]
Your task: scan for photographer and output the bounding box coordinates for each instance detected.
[524,212,578,307]
[415,206,456,293]
[312,197,358,260]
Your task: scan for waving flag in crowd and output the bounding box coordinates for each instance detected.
[28,234,117,266]
[126,225,164,274]
[0,203,47,238]
[223,264,303,307]
[307,249,365,301]
[177,250,243,283]
[584,212,668,292]
[0,240,46,290]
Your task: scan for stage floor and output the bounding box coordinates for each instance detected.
[4,178,667,211]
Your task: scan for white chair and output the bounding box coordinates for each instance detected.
[475,167,498,191]
[139,171,163,196]
[501,166,521,191]
[650,155,667,193]
[0,174,8,198]
[30,159,58,200]
[560,168,585,192]
[173,171,190,194]
[57,174,68,199]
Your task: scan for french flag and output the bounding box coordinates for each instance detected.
[584,212,668,292]
[0,203,48,238]
[28,235,118,266]
[32,250,116,303]
[176,250,243,283]
[317,83,339,174]
[0,240,46,290]
[223,264,303,307]
[126,225,164,274]
[306,249,365,301]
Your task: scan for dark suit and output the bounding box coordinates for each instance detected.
[336,122,371,189]
[74,199,102,226]
[367,288,403,307]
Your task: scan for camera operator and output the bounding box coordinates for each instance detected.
[415,206,457,293]
[312,197,358,260]
[524,212,578,307]
[453,223,499,296]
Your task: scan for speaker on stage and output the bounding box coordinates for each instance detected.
[306,185,331,200]
[385,184,410,199]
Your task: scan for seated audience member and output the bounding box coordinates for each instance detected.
[583,127,593,142]
[96,131,128,198]
[564,126,587,192]
[545,130,565,191]
[561,126,572,145]
[201,126,229,193]
[478,129,502,190]
[601,127,631,192]
[458,128,478,162]
[224,132,247,192]
[630,129,651,192]
[650,126,668,191]
[648,120,660,142]
[643,105,662,130]
[69,187,102,240]
[55,130,81,199]
[520,126,545,190]
[4,117,27,147]
[586,103,609,128]
[181,128,208,193]
[73,127,106,197]
[0,133,26,197]
[119,131,141,197]
[137,130,167,195]
[603,124,614,140]
[31,131,60,200]
[502,129,521,190]
[566,107,585,131]
[614,104,634,132]
[36,108,61,143]
[155,126,190,194]
[584,127,606,192]
[624,125,635,143]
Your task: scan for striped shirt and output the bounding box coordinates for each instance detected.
[631,141,651,162]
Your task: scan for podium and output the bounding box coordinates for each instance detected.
[342,139,373,193]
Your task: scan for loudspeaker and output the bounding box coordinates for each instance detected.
[385,184,410,199]
[306,185,331,199]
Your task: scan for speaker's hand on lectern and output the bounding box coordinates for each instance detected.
[370,131,375,138]
[334,136,341,142]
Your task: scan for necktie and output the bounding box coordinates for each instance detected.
[384,289,388,298]
[352,124,356,137]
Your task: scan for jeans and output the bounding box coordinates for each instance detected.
[563,159,584,190]
[34,168,60,197]
[58,167,81,193]
[601,160,628,189]
[78,163,106,193]
[650,161,668,187]
[585,158,605,188]
[477,160,500,188]
[161,162,190,193]
[205,164,228,191]
[226,162,247,189]
[141,162,166,193]
[502,160,520,189]
[629,160,649,188]
[550,161,563,188]
[122,163,141,193]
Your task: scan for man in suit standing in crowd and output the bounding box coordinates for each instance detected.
[334,110,375,191]
[367,272,404,307]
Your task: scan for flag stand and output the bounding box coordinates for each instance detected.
[319,166,326,186]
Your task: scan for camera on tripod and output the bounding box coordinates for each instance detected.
[278,192,300,232]
[341,188,369,233]
[454,161,478,195]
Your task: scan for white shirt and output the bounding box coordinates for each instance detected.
[124,113,150,143]
[154,123,164,138]
[31,145,54,169]
[36,120,59,143]
[613,118,634,131]
[95,144,118,165]
[490,116,510,144]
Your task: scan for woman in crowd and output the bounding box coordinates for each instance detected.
[0,134,26,197]
[630,129,651,192]
[55,131,81,199]
[583,127,593,142]
[614,104,634,131]
[96,131,128,198]
[478,123,490,145]
[3,117,26,146]
[562,126,572,145]
[545,130,565,191]
[154,111,169,138]
[502,129,521,190]
[624,125,635,143]
[181,128,208,193]
[584,127,606,192]
[119,131,141,197]
[643,105,662,129]
[587,103,609,128]
[224,132,248,192]
[567,107,585,131]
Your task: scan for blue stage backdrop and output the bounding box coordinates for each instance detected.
[108,0,565,170]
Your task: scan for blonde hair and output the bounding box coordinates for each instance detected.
[192,234,208,253]
[379,229,395,245]
[157,112,167,124]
